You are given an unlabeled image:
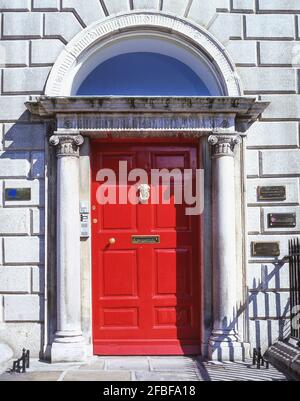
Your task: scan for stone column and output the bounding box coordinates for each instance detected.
[49,132,86,362]
[208,133,248,361]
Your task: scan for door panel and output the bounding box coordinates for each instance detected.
[91,143,201,355]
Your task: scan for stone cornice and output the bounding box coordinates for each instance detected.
[26,96,269,122]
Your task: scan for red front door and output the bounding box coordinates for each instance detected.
[91,142,201,355]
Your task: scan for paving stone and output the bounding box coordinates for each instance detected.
[200,361,289,381]
[0,372,61,381]
[63,371,131,381]
[0,357,291,381]
[135,371,199,381]
[78,359,105,370]
[106,357,150,371]
[150,356,196,371]
[28,359,83,371]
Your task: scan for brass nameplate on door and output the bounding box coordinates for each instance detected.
[251,241,280,257]
[132,235,160,244]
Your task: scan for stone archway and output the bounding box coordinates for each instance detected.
[44,12,242,97]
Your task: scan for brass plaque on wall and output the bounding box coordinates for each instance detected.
[132,235,160,244]
[251,242,280,257]
[257,186,286,201]
[268,213,296,228]
[5,188,31,201]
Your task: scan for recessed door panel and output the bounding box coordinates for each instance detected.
[155,249,191,297]
[102,251,137,297]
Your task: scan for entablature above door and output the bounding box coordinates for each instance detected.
[26,96,269,137]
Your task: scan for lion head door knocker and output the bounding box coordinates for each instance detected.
[138,184,151,203]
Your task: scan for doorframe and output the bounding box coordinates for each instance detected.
[88,138,204,355]
[26,95,269,361]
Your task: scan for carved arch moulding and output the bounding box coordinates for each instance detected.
[45,11,242,97]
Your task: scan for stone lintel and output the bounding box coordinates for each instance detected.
[25,96,269,123]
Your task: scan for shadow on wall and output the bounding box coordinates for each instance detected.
[210,257,291,361]
[0,116,46,358]
[249,259,291,353]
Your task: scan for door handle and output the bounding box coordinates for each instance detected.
[108,238,116,245]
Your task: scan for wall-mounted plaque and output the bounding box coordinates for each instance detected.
[268,213,296,228]
[257,186,286,201]
[5,188,31,201]
[132,235,160,244]
[251,242,280,257]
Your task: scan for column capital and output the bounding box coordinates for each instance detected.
[49,133,84,158]
[208,133,241,157]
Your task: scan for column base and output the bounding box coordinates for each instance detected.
[51,333,87,363]
[208,331,250,361]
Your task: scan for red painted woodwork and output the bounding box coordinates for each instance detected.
[91,143,201,355]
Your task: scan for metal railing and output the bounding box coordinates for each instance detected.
[289,238,300,345]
